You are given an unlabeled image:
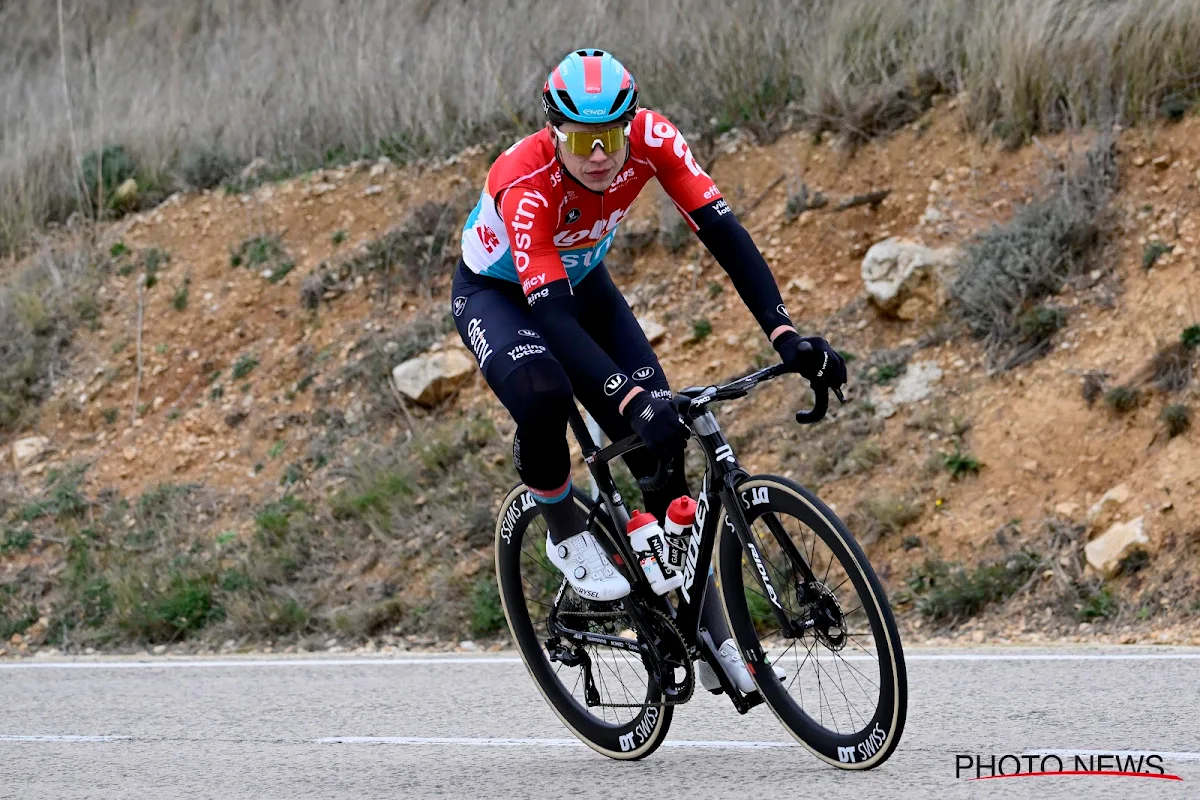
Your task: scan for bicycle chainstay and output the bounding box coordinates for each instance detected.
[555,606,695,709]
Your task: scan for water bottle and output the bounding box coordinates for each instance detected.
[626,511,684,595]
[664,496,697,572]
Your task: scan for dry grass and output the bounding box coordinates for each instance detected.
[0,235,106,432]
[3,0,1199,253]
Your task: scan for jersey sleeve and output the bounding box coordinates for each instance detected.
[497,183,567,298]
[633,109,728,230]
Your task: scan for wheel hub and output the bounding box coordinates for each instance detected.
[804,582,847,651]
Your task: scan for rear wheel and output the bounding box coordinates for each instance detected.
[716,475,906,769]
[494,484,673,760]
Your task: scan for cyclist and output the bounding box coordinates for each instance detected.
[452,49,847,692]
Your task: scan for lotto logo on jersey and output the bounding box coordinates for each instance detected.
[642,111,708,179]
[554,208,628,247]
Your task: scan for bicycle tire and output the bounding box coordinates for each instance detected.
[715,475,907,769]
[494,483,673,760]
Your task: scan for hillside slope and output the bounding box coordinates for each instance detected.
[2,106,1198,655]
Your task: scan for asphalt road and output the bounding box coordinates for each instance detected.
[2,648,1198,799]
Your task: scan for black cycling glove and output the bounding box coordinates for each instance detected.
[622,390,689,455]
[773,332,847,388]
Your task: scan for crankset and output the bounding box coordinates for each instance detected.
[545,596,694,708]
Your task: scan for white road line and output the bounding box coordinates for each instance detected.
[315,736,795,749]
[2,651,1199,671]
[0,735,129,743]
[0,657,523,670]
[1031,749,1200,763]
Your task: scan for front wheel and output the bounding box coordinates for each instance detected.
[715,475,906,769]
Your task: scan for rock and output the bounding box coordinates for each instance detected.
[391,350,475,406]
[1151,155,1172,170]
[638,317,667,345]
[874,360,943,419]
[1132,155,1147,167]
[113,178,139,205]
[458,640,478,652]
[1087,483,1131,525]
[786,276,814,293]
[362,185,384,196]
[1054,501,1080,517]
[1085,517,1149,577]
[12,436,50,469]
[618,218,658,251]
[860,238,957,319]
[369,157,392,178]
[240,157,269,181]
[310,182,337,196]
[891,361,943,405]
[153,644,168,655]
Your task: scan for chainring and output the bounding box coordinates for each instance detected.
[554,601,694,709]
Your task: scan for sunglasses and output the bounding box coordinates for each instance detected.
[553,124,631,156]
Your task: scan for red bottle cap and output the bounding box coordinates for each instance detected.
[626,510,658,533]
[666,496,697,526]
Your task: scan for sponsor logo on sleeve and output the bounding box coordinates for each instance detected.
[777,303,789,319]
[603,373,629,397]
[703,185,720,200]
[641,111,709,179]
[510,189,549,274]
[527,287,550,306]
[713,198,731,216]
[452,296,467,317]
[507,343,547,361]
[517,329,540,338]
[565,208,581,224]
[521,273,547,293]
[632,366,655,381]
[466,318,493,367]
[650,388,673,400]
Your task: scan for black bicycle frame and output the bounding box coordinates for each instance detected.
[565,363,821,671]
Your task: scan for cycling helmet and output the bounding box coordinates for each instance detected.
[542,49,639,125]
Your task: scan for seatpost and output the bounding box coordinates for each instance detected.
[567,404,599,458]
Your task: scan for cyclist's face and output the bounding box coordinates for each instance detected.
[554,121,628,192]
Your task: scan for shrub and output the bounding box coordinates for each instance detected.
[1183,325,1200,350]
[1076,586,1119,621]
[950,138,1116,366]
[858,493,921,542]
[340,201,462,297]
[0,243,101,431]
[231,355,258,380]
[1142,240,1173,270]
[80,145,138,210]
[942,449,982,478]
[172,276,190,311]
[469,578,505,637]
[230,234,286,269]
[1161,404,1190,437]
[691,318,713,341]
[138,248,171,288]
[1149,342,1192,392]
[179,148,238,190]
[1103,385,1140,415]
[914,551,1040,624]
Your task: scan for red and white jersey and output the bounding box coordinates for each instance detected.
[459,109,729,297]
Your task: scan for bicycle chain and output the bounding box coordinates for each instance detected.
[557,607,695,708]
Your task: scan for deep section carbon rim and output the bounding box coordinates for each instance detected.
[495,486,672,758]
[718,476,906,769]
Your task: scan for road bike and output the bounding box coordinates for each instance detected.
[493,362,907,767]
